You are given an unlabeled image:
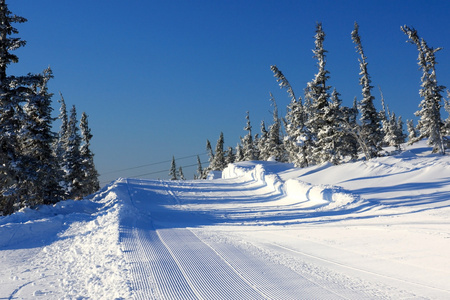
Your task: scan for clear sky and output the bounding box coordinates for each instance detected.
[8,0,450,185]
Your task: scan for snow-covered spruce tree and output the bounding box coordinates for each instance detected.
[242,111,256,161]
[178,166,185,180]
[270,65,310,167]
[351,22,382,159]
[442,92,450,136]
[202,139,214,178]
[196,155,204,179]
[401,25,446,154]
[0,1,42,214]
[169,156,177,180]
[324,88,358,164]
[383,111,406,152]
[63,105,84,199]
[257,120,269,160]
[407,119,417,143]
[54,93,68,162]
[79,112,99,195]
[378,87,390,147]
[339,96,359,161]
[283,95,311,167]
[235,143,244,162]
[225,146,235,165]
[305,22,333,164]
[267,93,285,161]
[394,114,406,149]
[210,132,226,171]
[19,67,62,206]
[253,132,261,161]
[270,65,297,104]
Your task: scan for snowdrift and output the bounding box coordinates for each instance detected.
[222,161,360,209]
[0,180,133,299]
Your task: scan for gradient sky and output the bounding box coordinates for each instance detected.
[8,0,450,185]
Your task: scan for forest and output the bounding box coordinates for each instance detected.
[0,1,99,215]
[175,22,450,180]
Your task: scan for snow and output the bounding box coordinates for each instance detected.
[1,140,450,299]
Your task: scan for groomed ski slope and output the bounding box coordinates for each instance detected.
[1,140,450,299]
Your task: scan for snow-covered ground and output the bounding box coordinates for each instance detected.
[1,140,450,299]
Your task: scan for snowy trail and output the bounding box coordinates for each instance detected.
[120,178,370,299]
[2,142,449,299]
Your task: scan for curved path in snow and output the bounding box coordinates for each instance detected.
[119,178,366,300]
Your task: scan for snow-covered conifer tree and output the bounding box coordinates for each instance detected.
[267,94,285,161]
[242,111,256,161]
[206,139,214,165]
[283,96,311,167]
[0,1,42,214]
[270,65,297,104]
[225,146,235,165]
[401,25,446,154]
[305,22,333,164]
[19,67,62,206]
[196,155,204,179]
[79,112,99,195]
[203,139,214,177]
[169,156,178,180]
[383,111,406,152]
[270,65,311,166]
[258,120,269,160]
[63,105,84,199]
[352,22,382,158]
[235,143,244,162]
[407,119,417,143]
[211,132,226,171]
[178,166,185,180]
[54,93,68,170]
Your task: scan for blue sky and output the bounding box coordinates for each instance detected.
[8,0,450,184]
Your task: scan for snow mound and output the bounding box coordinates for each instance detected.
[223,161,359,209]
[0,179,133,299]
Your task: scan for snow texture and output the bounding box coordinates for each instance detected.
[1,140,450,299]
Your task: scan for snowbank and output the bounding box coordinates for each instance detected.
[223,161,359,209]
[0,180,133,299]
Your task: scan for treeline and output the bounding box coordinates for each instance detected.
[190,22,450,179]
[0,1,99,215]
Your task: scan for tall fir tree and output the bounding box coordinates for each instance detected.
[178,166,185,180]
[64,105,83,199]
[19,67,62,206]
[210,132,226,171]
[258,120,270,160]
[196,155,204,179]
[407,119,417,143]
[305,22,333,164]
[0,1,42,214]
[55,93,68,163]
[203,139,214,178]
[267,93,285,161]
[79,112,99,195]
[270,65,297,104]
[401,25,446,154]
[284,96,311,167]
[225,146,235,165]
[169,156,177,180]
[270,64,311,166]
[235,143,244,162]
[352,22,382,158]
[242,111,256,161]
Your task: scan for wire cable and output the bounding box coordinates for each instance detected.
[100,152,208,175]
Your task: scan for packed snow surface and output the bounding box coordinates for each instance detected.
[1,140,450,299]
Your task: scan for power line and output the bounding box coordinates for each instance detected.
[100,160,210,185]
[101,152,208,175]
[131,161,209,178]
